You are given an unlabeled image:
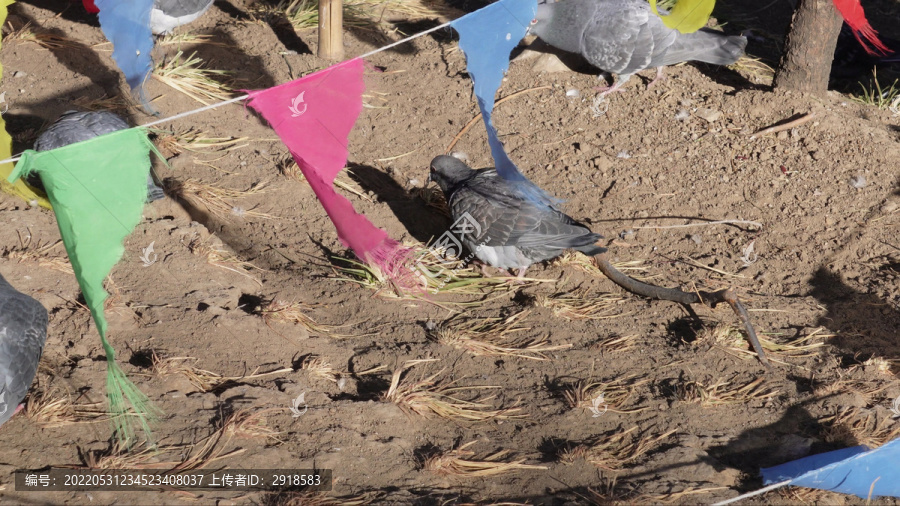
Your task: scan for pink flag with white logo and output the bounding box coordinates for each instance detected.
[246,59,408,276]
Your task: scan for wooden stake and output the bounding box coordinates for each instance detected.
[318,0,344,61]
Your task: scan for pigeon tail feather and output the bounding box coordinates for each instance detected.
[664,31,746,67]
[574,244,608,257]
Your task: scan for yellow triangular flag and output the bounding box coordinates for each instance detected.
[650,0,716,34]
[0,0,52,209]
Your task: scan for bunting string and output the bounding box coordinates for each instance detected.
[0,15,463,166]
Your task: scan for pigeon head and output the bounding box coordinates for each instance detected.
[428,155,476,194]
[529,0,589,54]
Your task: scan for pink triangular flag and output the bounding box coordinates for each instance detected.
[246,59,408,277]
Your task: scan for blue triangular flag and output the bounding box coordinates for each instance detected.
[95,0,156,114]
[761,438,900,499]
[451,0,556,206]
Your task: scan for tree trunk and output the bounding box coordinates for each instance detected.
[774,0,843,93]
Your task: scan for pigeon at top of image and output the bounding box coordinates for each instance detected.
[428,155,606,278]
[150,0,215,35]
[529,0,747,95]
[34,110,165,202]
[80,0,215,35]
[0,274,48,427]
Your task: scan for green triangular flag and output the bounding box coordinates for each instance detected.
[650,0,716,34]
[7,127,162,444]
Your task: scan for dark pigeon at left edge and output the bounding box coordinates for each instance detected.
[0,273,48,428]
[33,111,165,203]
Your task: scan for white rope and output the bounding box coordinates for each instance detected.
[0,13,464,166]
[711,480,793,506]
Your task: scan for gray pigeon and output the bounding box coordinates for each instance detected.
[0,273,48,427]
[151,0,215,35]
[34,111,165,202]
[530,0,747,95]
[428,155,605,278]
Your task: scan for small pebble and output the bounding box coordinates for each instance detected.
[566,88,580,98]
[12,71,26,78]
[696,108,721,123]
[849,175,867,189]
[450,151,468,162]
[690,234,702,245]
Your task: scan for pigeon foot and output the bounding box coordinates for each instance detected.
[646,67,666,89]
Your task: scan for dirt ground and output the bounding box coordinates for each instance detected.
[0,0,899,504]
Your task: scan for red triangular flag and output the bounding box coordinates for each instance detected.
[246,59,408,277]
[832,0,888,55]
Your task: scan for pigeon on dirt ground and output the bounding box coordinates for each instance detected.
[428,155,605,279]
[529,0,747,96]
[80,0,215,35]
[34,111,165,202]
[150,0,215,35]
[0,274,48,427]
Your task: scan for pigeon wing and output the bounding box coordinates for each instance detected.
[452,173,599,250]
[34,111,128,151]
[0,285,48,426]
[581,1,653,74]
[154,0,214,18]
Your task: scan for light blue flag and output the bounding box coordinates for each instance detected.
[761,438,900,499]
[95,0,156,114]
[452,0,556,207]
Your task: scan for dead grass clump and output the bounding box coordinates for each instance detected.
[158,33,230,48]
[424,441,547,477]
[278,157,372,202]
[645,486,730,504]
[861,356,897,376]
[24,388,107,428]
[80,416,247,470]
[560,427,675,471]
[261,491,368,506]
[168,178,274,220]
[300,355,343,384]
[154,128,249,155]
[769,486,852,505]
[222,408,285,444]
[676,377,779,406]
[561,374,649,414]
[384,361,525,422]
[590,334,640,354]
[729,56,775,83]
[430,311,571,360]
[414,186,449,216]
[821,406,900,448]
[186,236,266,286]
[533,289,628,321]
[71,95,134,113]
[79,441,178,470]
[332,243,543,303]
[712,324,829,364]
[279,0,451,30]
[153,50,234,105]
[152,353,292,393]
[260,299,350,337]
[3,232,73,274]
[554,252,656,281]
[4,21,78,49]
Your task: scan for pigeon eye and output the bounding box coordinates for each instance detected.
[530,18,537,25]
